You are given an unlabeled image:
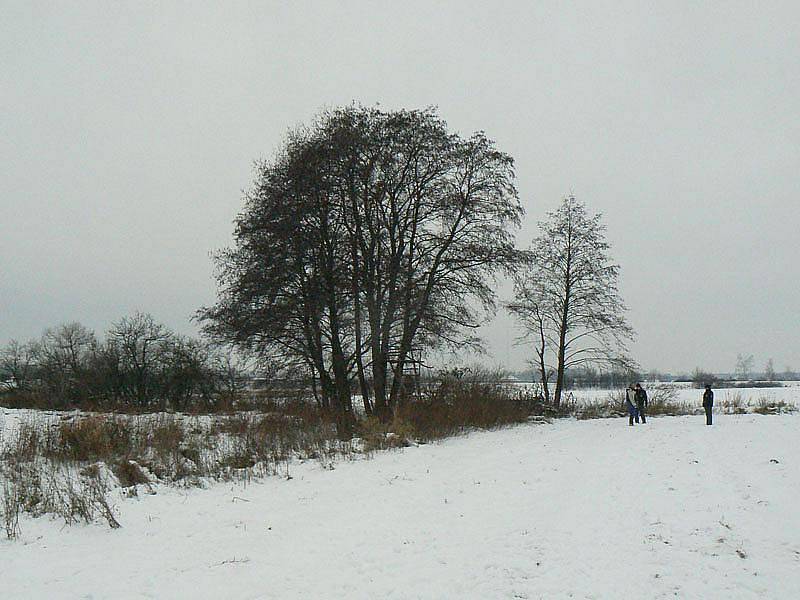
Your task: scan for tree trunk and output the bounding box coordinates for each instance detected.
[351,265,372,416]
[553,301,569,408]
[367,294,390,420]
[536,313,550,402]
[537,350,550,402]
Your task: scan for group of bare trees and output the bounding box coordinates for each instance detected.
[198,107,523,433]
[734,355,787,382]
[3,106,637,424]
[199,106,636,430]
[0,314,248,410]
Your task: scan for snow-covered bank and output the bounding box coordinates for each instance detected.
[3,414,799,599]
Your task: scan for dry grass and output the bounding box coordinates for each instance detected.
[3,377,795,539]
[394,375,540,442]
[0,406,349,538]
[644,385,697,416]
[752,397,797,415]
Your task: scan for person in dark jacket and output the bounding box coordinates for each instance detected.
[635,383,648,424]
[625,384,638,425]
[702,384,714,425]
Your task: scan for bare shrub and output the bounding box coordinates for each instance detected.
[0,460,121,535]
[55,416,133,462]
[644,385,695,416]
[574,400,624,420]
[83,473,121,529]
[357,417,416,452]
[752,397,797,415]
[719,392,748,414]
[5,419,44,463]
[395,370,534,441]
[112,460,152,488]
[2,480,21,539]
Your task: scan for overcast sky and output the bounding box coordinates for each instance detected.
[1,1,798,374]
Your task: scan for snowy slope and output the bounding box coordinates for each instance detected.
[3,414,799,599]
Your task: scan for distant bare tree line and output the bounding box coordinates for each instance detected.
[0,313,251,410]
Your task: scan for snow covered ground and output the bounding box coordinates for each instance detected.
[3,413,799,599]
[532,382,800,408]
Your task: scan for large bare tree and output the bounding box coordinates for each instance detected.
[199,106,523,430]
[508,195,634,407]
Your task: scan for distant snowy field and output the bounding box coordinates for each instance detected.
[3,413,799,599]
[520,382,800,408]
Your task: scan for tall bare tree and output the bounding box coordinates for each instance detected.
[508,195,634,407]
[198,130,358,432]
[734,353,754,381]
[199,106,522,429]
[0,340,37,391]
[764,358,775,382]
[36,322,97,406]
[324,108,521,417]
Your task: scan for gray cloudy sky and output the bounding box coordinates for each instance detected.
[1,1,798,374]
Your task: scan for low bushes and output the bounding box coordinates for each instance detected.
[569,385,799,419]
[393,371,543,442]
[752,397,797,415]
[644,385,696,416]
[0,371,553,538]
[0,407,348,538]
[1,461,120,538]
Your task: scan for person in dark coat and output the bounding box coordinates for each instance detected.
[702,384,714,425]
[635,383,648,424]
[625,384,638,425]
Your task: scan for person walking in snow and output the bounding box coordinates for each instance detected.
[635,383,648,424]
[625,384,638,426]
[702,384,714,425]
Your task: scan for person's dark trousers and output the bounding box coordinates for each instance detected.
[629,413,635,426]
[637,402,647,424]
[705,406,713,425]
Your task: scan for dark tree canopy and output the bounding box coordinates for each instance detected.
[199,106,523,430]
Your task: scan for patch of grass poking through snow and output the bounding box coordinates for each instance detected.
[569,386,799,419]
[3,377,796,540]
[752,397,797,415]
[0,407,352,538]
[570,386,697,419]
[628,385,693,416]
[3,479,21,539]
[1,459,121,536]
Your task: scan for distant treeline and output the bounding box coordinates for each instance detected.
[0,313,258,411]
[508,367,643,389]
[509,366,797,389]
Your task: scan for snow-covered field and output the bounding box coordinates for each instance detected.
[536,382,800,408]
[2,413,799,599]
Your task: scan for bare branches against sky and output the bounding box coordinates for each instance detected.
[1,2,798,372]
